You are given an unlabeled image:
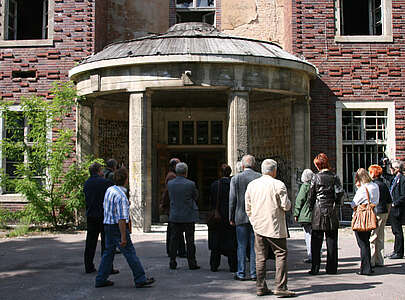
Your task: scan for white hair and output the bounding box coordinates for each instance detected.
[175,162,188,176]
[261,159,277,175]
[301,169,314,183]
[391,160,404,171]
[242,155,255,169]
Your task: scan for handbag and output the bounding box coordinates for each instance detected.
[207,180,222,230]
[351,186,377,232]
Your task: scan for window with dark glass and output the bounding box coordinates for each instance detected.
[168,121,180,145]
[5,0,48,40]
[342,110,387,194]
[211,121,222,144]
[196,121,208,144]
[176,0,215,25]
[182,121,194,144]
[340,0,382,36]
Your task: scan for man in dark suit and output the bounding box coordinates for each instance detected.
[83,162,118,274]
[167,162,200,270]
[388,160,405,259]
[229,154,261,281]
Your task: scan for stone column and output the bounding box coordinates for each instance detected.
[76,102,93,161]
[227,90,249,174]
[129,92,152,232]
[291,96,311,197]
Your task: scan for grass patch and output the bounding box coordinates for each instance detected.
[6,224,31,238]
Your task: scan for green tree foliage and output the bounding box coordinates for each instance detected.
[0,81,99,228]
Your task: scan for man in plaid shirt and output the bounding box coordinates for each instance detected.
[95,167,155,288]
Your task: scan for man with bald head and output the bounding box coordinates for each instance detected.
[229,154,261,281]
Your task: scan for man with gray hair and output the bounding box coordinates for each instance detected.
[388,160,405,259]
[167,162,200,270]
[229,154,261,281]
[245,159,294,297]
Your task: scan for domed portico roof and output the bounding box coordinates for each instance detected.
[71,22,316,77]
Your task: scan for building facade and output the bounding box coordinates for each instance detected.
[1,0,404,230]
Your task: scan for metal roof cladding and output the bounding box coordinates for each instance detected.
[78,22,316,72]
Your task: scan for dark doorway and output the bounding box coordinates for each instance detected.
[168,149,226,221]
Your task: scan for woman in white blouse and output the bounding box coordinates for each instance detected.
[351,168,380,275]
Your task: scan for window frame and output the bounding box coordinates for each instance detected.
[0,0,54,47]
[175,0,216,26]
[334,0,392,43]
[336,101,395,193]
[0,106,51,197]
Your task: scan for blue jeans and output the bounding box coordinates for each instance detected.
[95,224,147,285]
[236,223,256,278]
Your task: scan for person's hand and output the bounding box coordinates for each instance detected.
[230,221,235,226]
[120,238,127,248]
[294,216,298,223]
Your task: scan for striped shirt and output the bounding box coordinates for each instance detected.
[103,185,130,224]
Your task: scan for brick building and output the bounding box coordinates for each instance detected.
[1,0,404,230]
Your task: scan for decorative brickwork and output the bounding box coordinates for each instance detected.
[292,0,405,161]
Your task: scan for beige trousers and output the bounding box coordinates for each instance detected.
[254,233,288,293]
[370,212,389,267]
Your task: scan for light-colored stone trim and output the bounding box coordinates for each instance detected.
[69,55,317,79]
[0,0,54,47]
[334,0,393,43]
[227,90,249,174]
[128,92,152,232]
[335,100,395,182]
[0,194,27,202]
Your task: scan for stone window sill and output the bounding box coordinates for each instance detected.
[334,35,393,43]
[0,39,54,48]
[0,194,27,202]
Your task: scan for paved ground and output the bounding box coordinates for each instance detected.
[0,225,404,300]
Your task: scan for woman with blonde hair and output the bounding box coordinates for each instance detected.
[351,168,380,275]
[368,164,392,267]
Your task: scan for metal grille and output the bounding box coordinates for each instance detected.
[342,110,387,194]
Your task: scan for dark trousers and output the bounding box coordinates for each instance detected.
[166,222,186,256]
[84,217,105,272]
[354,231,372,274]
[390,209,404,257]
[210,250,237,272]
[311,229,338,274]
[169,222,197,267]
[255,233,288,293]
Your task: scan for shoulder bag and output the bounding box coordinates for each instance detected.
[351,186,377,232]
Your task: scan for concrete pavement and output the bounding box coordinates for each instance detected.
[0,226,404,300]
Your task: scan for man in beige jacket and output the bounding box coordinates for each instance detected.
[245,159,294,297]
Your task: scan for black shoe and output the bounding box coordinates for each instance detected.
[169,260,177,270]
[95,280,114,288]
[110,269,119,275]
[234,275,246,281]
[210,267,218,272]
[135,277,155,288]
[189,265,200,270]
[86,268,97,274]
[390,254,403,259]
[356,271,372,276]
[257,290,272,296]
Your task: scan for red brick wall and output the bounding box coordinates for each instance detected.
[292,0,405,162]
[0,0,95,106]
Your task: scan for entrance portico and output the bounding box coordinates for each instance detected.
[69,23,316,232]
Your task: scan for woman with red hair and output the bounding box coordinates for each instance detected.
[308,153,344,275]
[368,164,392,267]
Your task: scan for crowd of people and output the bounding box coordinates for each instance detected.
[81,153,405,296]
